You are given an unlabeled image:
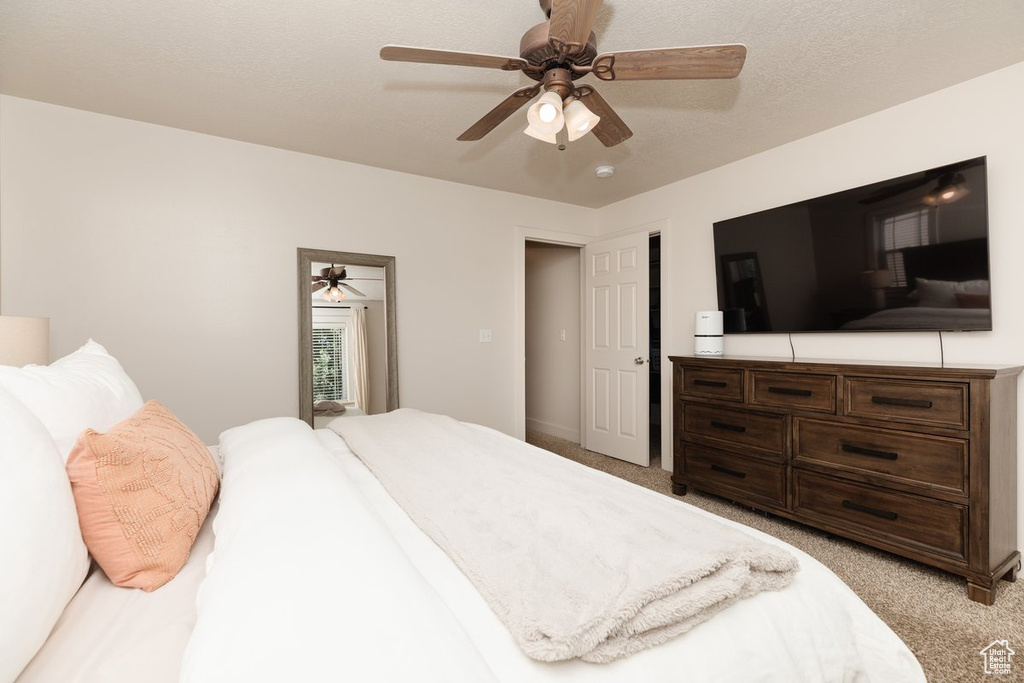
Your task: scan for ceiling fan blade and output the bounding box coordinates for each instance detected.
[311,281,328,293]
[576,86,632,147]
[548,0,603,54]
[380,45,528,72]
[591,44,747,81]
[458,85,541,141]
[339,282,366,298]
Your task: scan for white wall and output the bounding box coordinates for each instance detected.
[596,61,1024,547]
[363,299,388,416]
[0,95,596,443]
[525,241,581,441]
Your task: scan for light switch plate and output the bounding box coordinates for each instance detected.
[479,329,492,343]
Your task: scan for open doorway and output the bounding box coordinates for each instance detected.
[516,223,665,470]
[524,241,582,443]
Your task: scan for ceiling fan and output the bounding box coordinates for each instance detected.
[858,158,983,205]
[311,265,369,301]
[380,0,747,147]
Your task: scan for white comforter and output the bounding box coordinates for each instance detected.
[182,417,925,682]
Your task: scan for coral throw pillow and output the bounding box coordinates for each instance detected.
[66,400,220,591]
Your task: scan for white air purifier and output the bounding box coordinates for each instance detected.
[694,311,724,356]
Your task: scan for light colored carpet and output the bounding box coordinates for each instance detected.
[527,431,1023,683]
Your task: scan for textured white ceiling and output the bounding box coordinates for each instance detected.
[2,1,1023,208]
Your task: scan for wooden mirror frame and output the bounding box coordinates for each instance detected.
[298,248,398,425]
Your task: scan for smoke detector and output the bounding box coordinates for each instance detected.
[595,165,615,179]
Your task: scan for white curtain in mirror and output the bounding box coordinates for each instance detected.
[349,306,370,413]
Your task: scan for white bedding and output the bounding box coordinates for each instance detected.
[182,417,924,682]
[21,418,925,682]
[331,410,799,664]
[840,306,990,330]
[16,505,215,683]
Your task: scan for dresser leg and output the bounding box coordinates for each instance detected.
[967,580,996,605]
[671,482,688,496]
[1006,560,1020,583]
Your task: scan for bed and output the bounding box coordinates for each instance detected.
[840,305,990,330]
[2,342,926,682]
[841,238,991,331]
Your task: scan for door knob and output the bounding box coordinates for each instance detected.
[635,357,647,365]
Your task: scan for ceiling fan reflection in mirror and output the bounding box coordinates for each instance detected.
[380,0,746,147]
[311,265,378,302]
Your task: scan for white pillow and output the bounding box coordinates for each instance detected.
[911,278,990,308]
[0,386,90,682]
[0,340,144,461]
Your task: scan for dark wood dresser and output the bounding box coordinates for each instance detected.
[670,355,1021,604]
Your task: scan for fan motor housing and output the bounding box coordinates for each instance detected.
[519,21,597,81]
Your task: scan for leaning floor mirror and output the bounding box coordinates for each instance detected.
[298,248,398,427]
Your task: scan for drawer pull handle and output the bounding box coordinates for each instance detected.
[841,443,899,461]
[710,420,746,433]
[841,500,898,521]
[711,464,747,479]
[768,386,813,397]
[694,379,727,388]
[871,395,933,409]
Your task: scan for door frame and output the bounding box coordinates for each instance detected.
[514,226,588,442]
[514,219,671,472]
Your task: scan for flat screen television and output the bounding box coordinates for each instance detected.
[713,156,991,333]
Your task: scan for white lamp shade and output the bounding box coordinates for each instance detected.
[526,91,565,136]
[563,99,601,142]
[523,124,557,144]
[0,316,50,366]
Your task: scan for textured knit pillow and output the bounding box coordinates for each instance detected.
[66,400,220,591]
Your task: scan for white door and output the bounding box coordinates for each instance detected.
[584,232,649,466]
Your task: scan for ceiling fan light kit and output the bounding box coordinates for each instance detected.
[922,172,970,205]
[563,98,601,141]
[524,124,558,144]
[379,0,747,148]
[323,286,346,302]
[527,90,566,134]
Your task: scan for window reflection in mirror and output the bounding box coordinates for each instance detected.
[298,249,397,427]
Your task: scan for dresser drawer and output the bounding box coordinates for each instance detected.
[680,443,786,508]
[680,366,744,401]
[793,470,967,562]
[750,371,836,413]
[682,403,785,455]
[793,419,968,495]
[844,377,968,429]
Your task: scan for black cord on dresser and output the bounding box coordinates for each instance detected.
[788,333,796,362]
[938,330,945,367]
